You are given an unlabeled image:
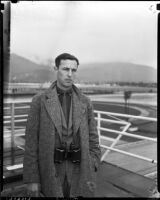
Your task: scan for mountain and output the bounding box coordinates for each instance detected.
[77,62,157,83]
[9,53,157,83]
[9,53,56,82]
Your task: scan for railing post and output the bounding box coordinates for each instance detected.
[11,102,15,170]
[101,122,131,162]
[97,112,101,145]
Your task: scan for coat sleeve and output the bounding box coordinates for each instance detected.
[23,94,41,184]
[87,98,101,171]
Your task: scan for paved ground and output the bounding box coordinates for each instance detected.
[102,140,157,176]
[2,140,157,197]
[95,161,155,197]
[1,160,155,198]
[97,138,158,197]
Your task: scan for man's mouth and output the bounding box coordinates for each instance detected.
[66,79,72,82]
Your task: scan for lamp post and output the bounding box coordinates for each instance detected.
[124,91,132,115]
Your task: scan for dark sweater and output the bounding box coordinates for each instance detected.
[56,85,72,126]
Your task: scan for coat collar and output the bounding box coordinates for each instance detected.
[43,83,62,141]
[72,89,86,135]
[43,81,86,140]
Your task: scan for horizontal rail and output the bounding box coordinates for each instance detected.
[100,135,115,142]
[95,117,131,125]
[3,107,10,110]
[4,106,29,111]
[14,106,30,109]
[4,114,28,119]
[101,144,157,164]
[4,119,27,124]
[4,121,11,124]
[4,132,25,138]
[6,164,23,170]
[4,128,25,132]
[94,110,157,122]
[4,99,32,104]
[99,127,157,142]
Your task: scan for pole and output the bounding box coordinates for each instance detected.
[97,112,101,145]
[11,103,15,171]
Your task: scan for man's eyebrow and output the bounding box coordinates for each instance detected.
[62,66,77,70]
[62,66,70,69]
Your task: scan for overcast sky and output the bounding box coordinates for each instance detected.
[10,1,158,68]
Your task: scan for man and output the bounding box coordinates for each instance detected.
[23,53,101,197]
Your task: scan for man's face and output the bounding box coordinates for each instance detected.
[55,59,78,90]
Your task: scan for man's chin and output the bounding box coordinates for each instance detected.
[64,82,73,88]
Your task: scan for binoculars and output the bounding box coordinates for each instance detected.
[54,145,81,164]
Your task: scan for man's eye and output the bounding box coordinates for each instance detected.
[72,69,77,72]
[63,68,69,71]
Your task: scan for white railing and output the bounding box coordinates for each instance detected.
[4,99,157,171]
[94,110,157,164]
[4,100,30,171]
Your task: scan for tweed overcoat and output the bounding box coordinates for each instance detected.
[23,82,101,197]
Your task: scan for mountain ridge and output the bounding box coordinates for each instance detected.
[9,53,157,83]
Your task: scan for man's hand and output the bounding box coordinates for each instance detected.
[26,183,40,197]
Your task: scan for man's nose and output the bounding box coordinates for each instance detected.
[68,69,72,76]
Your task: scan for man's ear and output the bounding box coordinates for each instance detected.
[54,66,58,71]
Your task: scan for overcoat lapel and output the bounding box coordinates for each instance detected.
[43,86,62,141]
[72,90,86,135]
[43,82,86,139]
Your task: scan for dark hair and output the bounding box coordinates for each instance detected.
[55,53,79,67]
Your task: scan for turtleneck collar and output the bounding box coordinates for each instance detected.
[56,83,73,95]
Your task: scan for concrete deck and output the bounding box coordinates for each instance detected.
[95,138,157,197]
[1,161,155,197]
[2,139,157,197]
[96,161,155,197]
[2,135,157,197]
[102,140,157,177]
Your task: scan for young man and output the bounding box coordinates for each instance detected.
[23,53,101,197]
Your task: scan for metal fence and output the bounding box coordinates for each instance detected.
[3,99,157,178]
[95,110,157,163]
